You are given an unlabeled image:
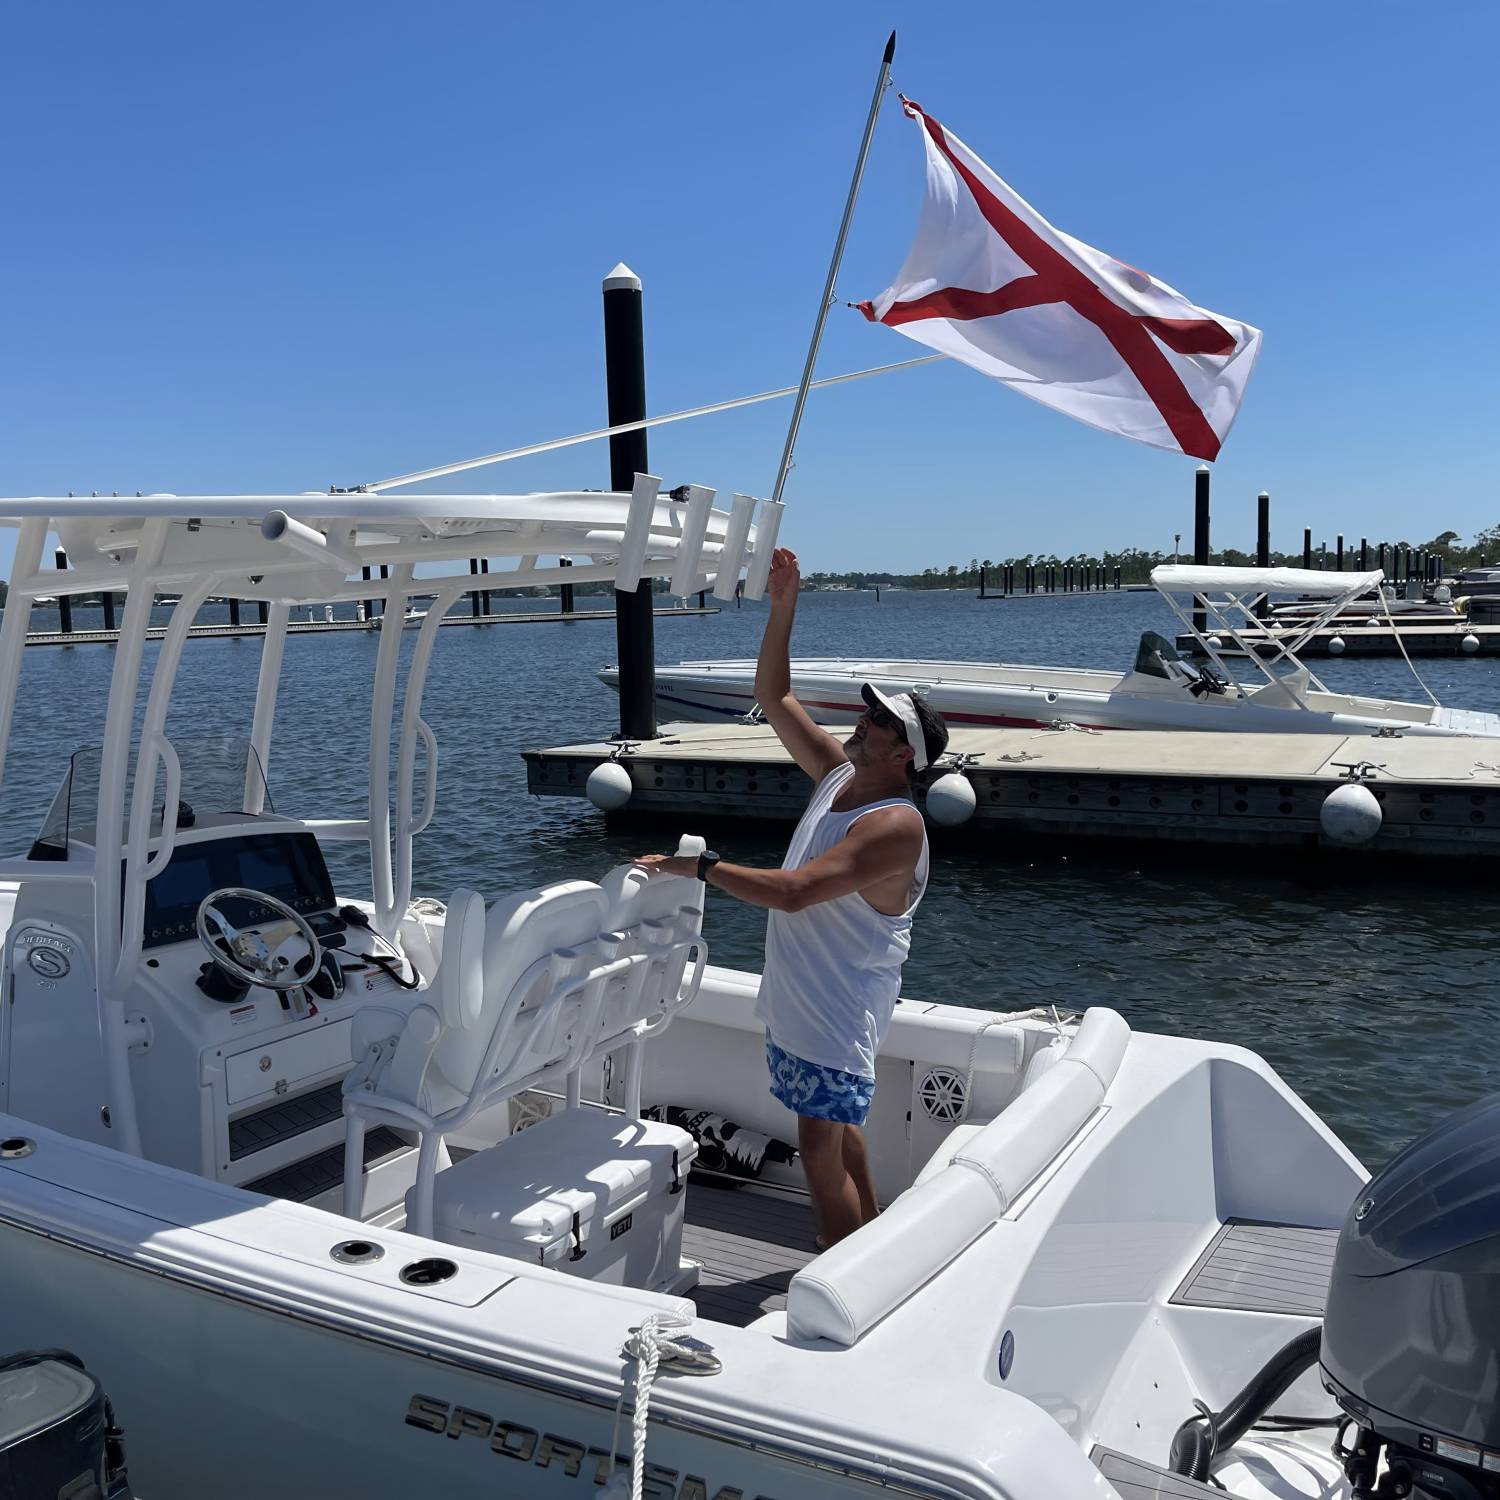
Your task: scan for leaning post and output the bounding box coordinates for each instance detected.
[604,263,656,739]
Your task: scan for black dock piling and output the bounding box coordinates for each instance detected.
[1303,529,1312,569]
[362,565,374,623]
[1360,538,1369,571]
[480,558,492,616]
[1192,467,1211,634]
[257,600,269,625]
[229,597,240,627]
[55,550,72,634]
[1336,535,1344,570]
[605,263,656,740]
[560,556,575,615]
[469,558,481,618]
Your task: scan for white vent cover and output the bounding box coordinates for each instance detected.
[917,1067,968,1122]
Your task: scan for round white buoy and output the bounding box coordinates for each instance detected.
[1462,633,1480,654]
[1328,635,1346,655]
[926,772,977,826]
[1320,783,1382,845]
[1434,584,1453,603]
[586,761,633,811]
[1206,636,1223,651]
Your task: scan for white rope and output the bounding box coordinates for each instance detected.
[602,1312,699,1500]
[961,1018,1013,1121]
[364,355,946,493]
[1377,585,1442,708]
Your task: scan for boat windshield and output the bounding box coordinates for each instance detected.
[1132,631,1186,680]
[29,736,273,860]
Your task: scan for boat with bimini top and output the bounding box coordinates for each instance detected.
[602,565,1500,738]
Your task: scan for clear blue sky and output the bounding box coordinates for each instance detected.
[3,2,1496,573]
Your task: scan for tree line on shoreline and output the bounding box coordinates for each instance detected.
[795,525,1500,592]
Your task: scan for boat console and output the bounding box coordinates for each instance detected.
[1,743,437,1211]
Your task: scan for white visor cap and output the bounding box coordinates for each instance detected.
[860,683,928,772]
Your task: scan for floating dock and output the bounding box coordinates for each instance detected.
[22,604,716,647]
[1177,620,1500,658]
[523,721,1500,861]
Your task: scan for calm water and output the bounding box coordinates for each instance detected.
[4,587,1496,1167]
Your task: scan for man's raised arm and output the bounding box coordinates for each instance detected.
[754,549,849,782]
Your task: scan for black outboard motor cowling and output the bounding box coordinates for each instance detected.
[0,1349,131,1499]
[1322,1092,1500,1498]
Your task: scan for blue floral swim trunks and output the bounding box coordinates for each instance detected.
[765,1037,876,1125]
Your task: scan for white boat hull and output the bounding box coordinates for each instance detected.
[0,970,1364,1500]
[601,657,1500,738]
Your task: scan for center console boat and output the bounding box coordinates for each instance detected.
[0,489,1484,1500]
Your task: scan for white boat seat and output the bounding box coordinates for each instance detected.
[586,860,708,1115]
[914,1009,1128,1188]
[787,1165,1000,1346]
[341,879,622,1235]
[792,1008,1131,1345]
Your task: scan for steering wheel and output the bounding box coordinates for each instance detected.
[196,887,322,992]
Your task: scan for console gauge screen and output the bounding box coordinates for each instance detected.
[137,832,336,949]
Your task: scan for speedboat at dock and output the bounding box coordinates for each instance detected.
[602,565,1500,739]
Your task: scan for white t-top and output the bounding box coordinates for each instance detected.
[755,762,930,1080]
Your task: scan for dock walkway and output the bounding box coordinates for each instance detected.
[1178,620,1500,658]
[524,721,1500,861]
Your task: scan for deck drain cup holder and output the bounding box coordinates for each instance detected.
[399,1256,458,1286]
[331,1239,385,1266]
[0,1137,35,1160]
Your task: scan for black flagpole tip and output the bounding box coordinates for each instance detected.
[884,31,896,64]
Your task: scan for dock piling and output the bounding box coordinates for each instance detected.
[1303,529,1312,569]
[1192,466,1211,634]
[560,556,575,614]
[604,263,657,740]
[55,550,72,634]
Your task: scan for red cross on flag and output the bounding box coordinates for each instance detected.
[860,99,1262,461]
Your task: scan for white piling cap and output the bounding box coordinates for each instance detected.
[604,262,641,292]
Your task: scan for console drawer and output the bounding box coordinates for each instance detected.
[225,1018,353,1105]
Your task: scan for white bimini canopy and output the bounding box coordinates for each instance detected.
[1151,564,1385,598]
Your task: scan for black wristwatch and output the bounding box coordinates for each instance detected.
[697,849,721,883]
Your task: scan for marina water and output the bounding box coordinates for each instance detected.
[6,587,1495,1168]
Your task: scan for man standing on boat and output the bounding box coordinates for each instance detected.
[638,548,947,1246]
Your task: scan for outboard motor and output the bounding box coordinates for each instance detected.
[0,1349,131,1498]
[1321,1093,1500,1499]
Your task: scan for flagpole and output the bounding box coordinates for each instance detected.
[769,30,895,506]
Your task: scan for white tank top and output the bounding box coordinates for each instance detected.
[755,762,930,1079]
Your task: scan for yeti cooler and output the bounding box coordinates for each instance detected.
[418,1108,697,1293]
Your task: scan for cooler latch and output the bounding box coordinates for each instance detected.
[569,1210,586,1261]
[669,1148,684,1195]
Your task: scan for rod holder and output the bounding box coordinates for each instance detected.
[612,473,662,593]
[260,512,361,575]
[669,485,716,598]
[711,494,758,601]
[740,499,785,601]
